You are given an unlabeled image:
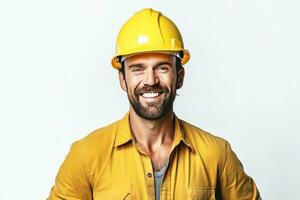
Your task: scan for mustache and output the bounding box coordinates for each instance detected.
[135,84,168,95]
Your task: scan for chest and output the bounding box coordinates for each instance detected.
[91,146,218,200]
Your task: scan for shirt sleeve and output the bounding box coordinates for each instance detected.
[48,141,92,200]
[219,141,262,200]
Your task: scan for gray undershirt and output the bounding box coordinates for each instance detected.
[154,161,169,200]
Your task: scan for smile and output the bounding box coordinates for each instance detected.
[141,92,161,98]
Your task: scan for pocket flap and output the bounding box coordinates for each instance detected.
[94,189,131,200]
[187,187,215,200]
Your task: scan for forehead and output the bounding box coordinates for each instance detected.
[123,52,176,66]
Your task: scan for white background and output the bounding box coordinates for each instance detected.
[0,0,299,199]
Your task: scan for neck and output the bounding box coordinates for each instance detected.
[129,107,175,150]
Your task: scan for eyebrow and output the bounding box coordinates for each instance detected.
[154,61,172,68]
[127,63,144,70]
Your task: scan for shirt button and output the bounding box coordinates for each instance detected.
[147,173,152,178]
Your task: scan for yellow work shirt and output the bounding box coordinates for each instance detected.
[48,113,261,200]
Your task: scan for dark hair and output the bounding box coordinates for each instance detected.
[119,55,183,76]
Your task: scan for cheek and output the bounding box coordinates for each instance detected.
[160,74,176,89]
[126,76,142,92]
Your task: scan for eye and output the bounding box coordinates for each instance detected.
[130,66,143,73]
[156,65,169,72]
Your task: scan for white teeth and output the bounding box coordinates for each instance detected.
[142,92,159,98]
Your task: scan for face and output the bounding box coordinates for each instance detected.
[119,53,184,120]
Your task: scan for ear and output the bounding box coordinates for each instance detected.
[118,71,127,92]
[176,67,185,89]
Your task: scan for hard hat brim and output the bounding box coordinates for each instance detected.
[111,49,190,70]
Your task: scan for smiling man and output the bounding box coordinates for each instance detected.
[48,8,261,200]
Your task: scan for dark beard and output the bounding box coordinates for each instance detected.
[127,84,176,120]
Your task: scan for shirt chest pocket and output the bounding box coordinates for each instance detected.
[187,187,216,200]
[93,189,131,200]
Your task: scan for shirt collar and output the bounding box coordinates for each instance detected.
[172,114,195,152]
[114,112,195,152]
[114,112,132,147]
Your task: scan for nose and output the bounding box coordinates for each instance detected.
[143,68,159,86]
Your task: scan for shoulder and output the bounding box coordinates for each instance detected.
[179,119,230,158]
[70,119,122,163]
[180,119,229,145]
[80,119,120,146]
[179,119,233,171]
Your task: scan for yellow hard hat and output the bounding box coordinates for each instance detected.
[111,8,190,69]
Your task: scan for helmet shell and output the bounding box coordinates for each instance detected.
[111,8,190,69]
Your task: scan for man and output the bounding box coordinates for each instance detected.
[48,8,261,200]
